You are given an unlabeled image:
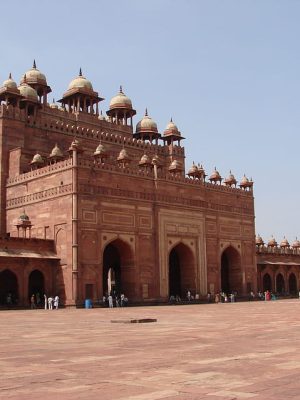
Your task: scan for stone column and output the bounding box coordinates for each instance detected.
[71,147,79,304]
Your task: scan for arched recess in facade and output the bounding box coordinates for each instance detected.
[288,272,297,294]
[220,246,242,294]
[168,242,196,298]
[262,273,272,292]
[276,273,285,294]
[0,269,18,305]
[28,270,45,302]
[102,239,134,299]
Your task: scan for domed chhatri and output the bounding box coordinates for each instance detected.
[187,162,206,180]
[162,118,185,147]
[187,162,198,178]
[94,142,107,164]
[30,152,44,168]
[239,174,253,190]
[209,167,222,184]
[15,210,33,238]
[139,153,151,166]
[50,98,58,109]
[224,170,237,187]
[18,76,39,102]
[107,86,136,126]
[19,211,30,222]
[49,144,64,162]
[280,237,290,248]
[134,109,161,143]
[267,235,277,247]
[0,73,23,107]
[68,68,93,91]
[2,73,18,90]
[164,118,181,137]
[109,86,133,109]
[168,159,183,174]
[255,234,264,246]
[59,68,104,115]
[21,60,47,86]
[292,238,300,248]
[20,60,51,103]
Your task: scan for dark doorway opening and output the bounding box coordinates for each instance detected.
[276,273,285,294]
[0,270,19,305]
[221,247,242,295]
[288,273,297,294]
[28,270,45,306]
[169,249,181,297]
[263,273,272,292]
[103,243,121,296]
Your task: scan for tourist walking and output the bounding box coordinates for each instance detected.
[48,296,53,310]
[44,294,47,310]
[108,294,113,308]
[30,294,36,309]
[54,295,59,310]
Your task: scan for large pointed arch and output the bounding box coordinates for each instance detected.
[28,269,45,304]
[276,273,285,294]
[288,272,297,294]
[102,238,135,299]
[262,273,272,292]
[221,246,242,294]
[168,242,196,298]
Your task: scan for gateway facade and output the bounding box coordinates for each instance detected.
[0,62,285,306]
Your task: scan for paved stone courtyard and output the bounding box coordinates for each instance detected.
[1,300,300,399]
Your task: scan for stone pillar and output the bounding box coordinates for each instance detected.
[71,147,79,304]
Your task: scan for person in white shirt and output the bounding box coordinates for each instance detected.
[48,296,53,310]
[108,294,113,308]
[54,295,59,310]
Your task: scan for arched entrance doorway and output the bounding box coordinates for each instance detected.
[168,243,195,299]
[276,273,285,294]
[28,270,45,305]
[288,273,297,294]
[221,246,242,295]
[102,239,134,298]
[0,270,19,305]
[262,273,272,291]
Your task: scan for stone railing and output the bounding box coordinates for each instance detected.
[7,159,73,185]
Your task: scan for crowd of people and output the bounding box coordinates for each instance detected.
[103,292,128,308]
[30,293,59,310]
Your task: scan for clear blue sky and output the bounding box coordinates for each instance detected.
[1,0,299,243]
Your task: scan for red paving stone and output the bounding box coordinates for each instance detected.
[1,300,300,399]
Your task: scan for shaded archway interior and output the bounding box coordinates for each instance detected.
[276,273,285,294]
[0,269,18,305]
[221,246,242,294]
[169,243,195,298]
[102,239,135,298]
[263,273,272,292]
[28,269,45,301]
[289,273,297,294]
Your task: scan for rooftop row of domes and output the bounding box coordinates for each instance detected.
[187,163,253,188]
[1,63,183,141]
[256,235,300,249]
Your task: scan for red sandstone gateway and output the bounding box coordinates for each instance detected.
[0,62,298,307]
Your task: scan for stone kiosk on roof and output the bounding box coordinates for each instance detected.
[0,62,298,307]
